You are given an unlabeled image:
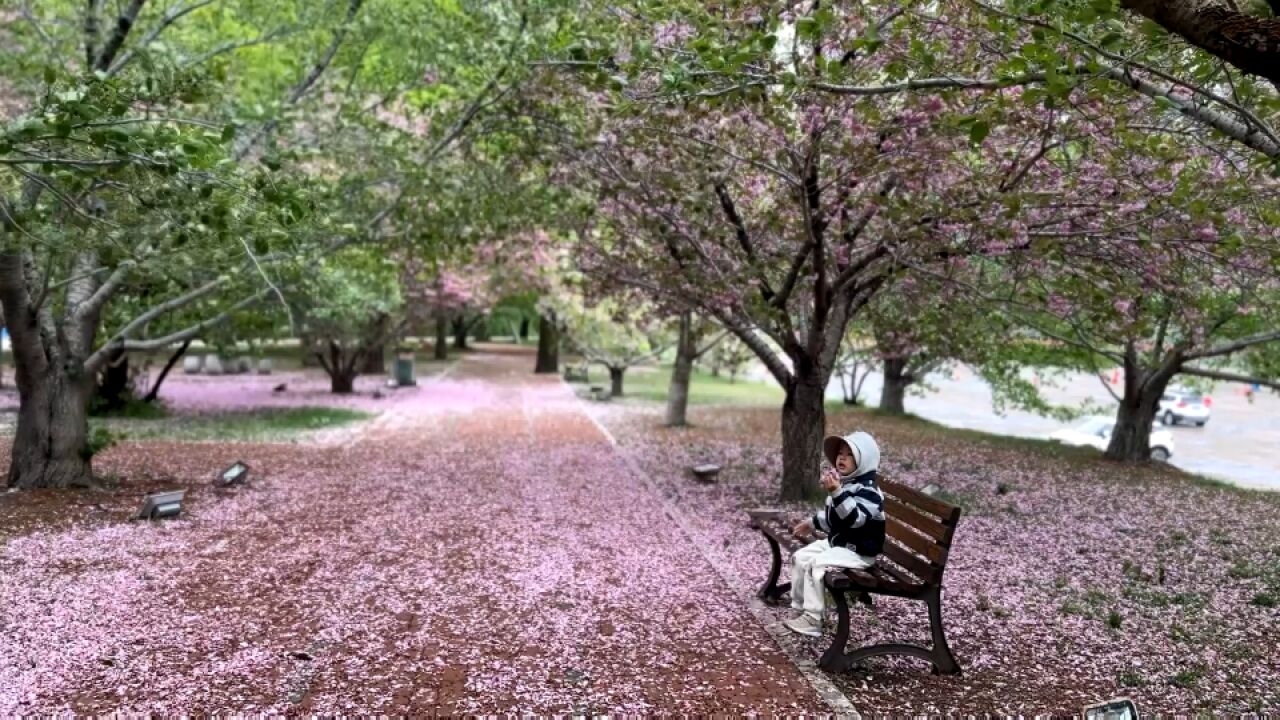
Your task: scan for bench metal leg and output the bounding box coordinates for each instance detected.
[757,532,791,606]
[820,586,962,676]
[926,585,961,675]
[819,588,853,671]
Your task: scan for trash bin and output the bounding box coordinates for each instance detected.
[394,352,416,387]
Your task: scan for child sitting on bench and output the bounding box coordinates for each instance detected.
[784,431,885,637]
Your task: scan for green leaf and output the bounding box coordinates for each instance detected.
[221,124,236,143]
[969,120,990,144]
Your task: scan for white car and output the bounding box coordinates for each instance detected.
[1048,416,1176,462]
[1158,389,1211,427]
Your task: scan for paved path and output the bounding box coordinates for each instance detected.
[0,349,826,713]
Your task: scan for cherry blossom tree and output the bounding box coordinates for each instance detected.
[544,294,671,397]
[665,312,727,427]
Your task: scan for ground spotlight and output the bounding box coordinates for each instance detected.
[218,461,250,487]
[135,490,186,521]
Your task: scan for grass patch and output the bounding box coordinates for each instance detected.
[1168,665,1205,689]
[1117,669,1146,688]
[1059,599,1086,616]
[576,365,783,407]
[89,396,169,420]
[95,406,374,442]
[1228,560,1263,580]
[1250,592,1278,608]
[1122,585,1209,609]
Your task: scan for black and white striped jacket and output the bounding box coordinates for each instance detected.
[812,471,885,557]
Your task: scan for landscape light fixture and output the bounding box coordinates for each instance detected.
[1082,698,1138,720]
[690,463,722,483]
[135,489,186,521]
[218,461,249,487]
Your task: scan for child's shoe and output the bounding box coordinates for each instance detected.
[783,613,823,637]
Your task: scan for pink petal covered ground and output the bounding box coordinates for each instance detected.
[0,352,824,713]
[583,398,1280,713]
[2,347,1277,713]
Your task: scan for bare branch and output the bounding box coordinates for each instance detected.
[95,290,269,370]
[234,0,365,160]
[180,27,296,69]
[20,1,58,51]
[1180,365,1280,391]
[1184,330,1280,360]
[94,277,225,357]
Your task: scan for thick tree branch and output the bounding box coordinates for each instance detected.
[74,261,134,319]
[90,277,225,364]
[1184,329,1280,360]
[713,182,779,306]
[109,0,220,75]
[94,0,147,72]
[92,290,268,371]
[1118,0,1280,86]
[814,65,1279,158]
[1180,365,1280,390]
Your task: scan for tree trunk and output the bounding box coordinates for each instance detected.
[665,312,694,426]
[534,312,558,374]
[299,332,320,367]
[610,366,626,397]
[452,316,468,350]
[1105,351,1177,462]
[519,316,530,342]
[331,371,356,394]
[95,347,131,411]
[143,339,192,403]
[434,316,448,361]
[8,370,94,489]
[779,369,825,501]
[879,357,909,414]
[362,343,385,374]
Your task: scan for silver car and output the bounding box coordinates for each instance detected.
[1158,389,1211,427]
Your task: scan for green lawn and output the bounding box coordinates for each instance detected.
[95,406,374,443]
[573,364,784,406]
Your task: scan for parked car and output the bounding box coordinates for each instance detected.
[1048,416,1176,462]
[1158,388,1211,427]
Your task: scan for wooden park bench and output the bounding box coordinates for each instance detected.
[747,478,963,675]
[563,364,590,382]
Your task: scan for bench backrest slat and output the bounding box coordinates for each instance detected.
[880,538,940,585]
[886,515,946,564]
[882,479,961,524]
[882,497,949,542]
[878,477,963,587]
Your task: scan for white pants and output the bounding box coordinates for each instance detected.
[790,540,875,619]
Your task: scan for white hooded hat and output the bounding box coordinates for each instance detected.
[823,431,881,477]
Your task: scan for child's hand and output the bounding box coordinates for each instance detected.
[821,469,841,492]
[791,519,813,538]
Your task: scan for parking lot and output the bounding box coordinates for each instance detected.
[828,365,1280,490]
